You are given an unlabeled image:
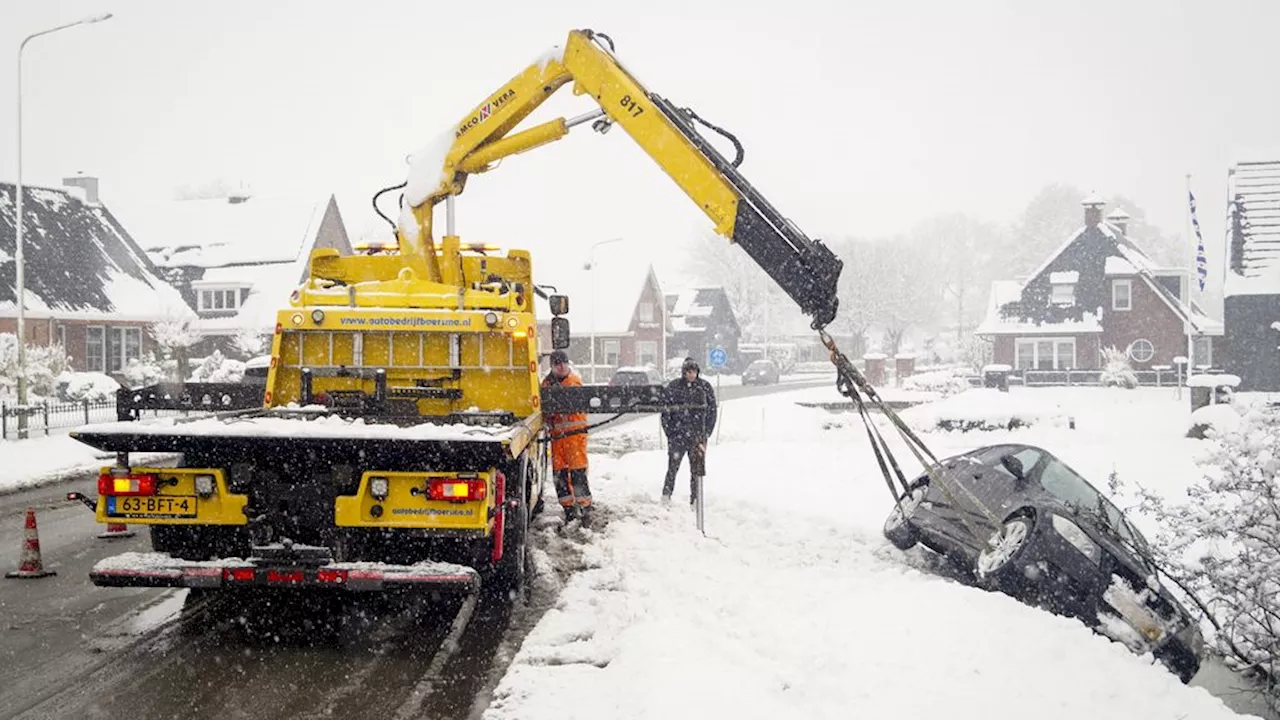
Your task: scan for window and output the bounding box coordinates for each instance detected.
[1111,279,1132,311]
[981,446,1045,481]
[639,302,655,323]
[636,340,658,367]
[602,339,620,367]
[106,327,142,373]
[1050,283,1075,305]
[86,326,105,373]
[199,288,240,312]
[1126,338,1154,363]
[1014,338,1075,370]
[1038,458,1102,511]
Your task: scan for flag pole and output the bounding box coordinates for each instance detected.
[1185,174,1195,384]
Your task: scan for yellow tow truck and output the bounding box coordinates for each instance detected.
[70,28,845,600]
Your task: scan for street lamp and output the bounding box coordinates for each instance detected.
[583,237,623,383]
[15,13,112,436]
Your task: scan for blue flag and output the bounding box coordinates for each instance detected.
[1189,190,1207,292]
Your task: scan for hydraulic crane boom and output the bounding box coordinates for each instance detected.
[393,28,843,330]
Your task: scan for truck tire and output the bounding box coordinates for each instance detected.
[490,463,530,598]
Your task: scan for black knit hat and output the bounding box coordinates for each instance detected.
[682,357,700,372]
[550,350,570,365]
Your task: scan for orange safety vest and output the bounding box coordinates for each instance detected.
[541,370,589,471]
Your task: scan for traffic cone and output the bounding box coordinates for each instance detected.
[98,521,135,540]
[6,507,56,579]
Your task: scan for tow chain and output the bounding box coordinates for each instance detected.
[817,329,1002,552]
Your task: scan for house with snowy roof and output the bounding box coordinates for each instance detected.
[975,196,1223,374]
[664,286,742,373]
[112,192,352,357]
[0,178,193,376]
[1223,156,1280,391]
[534,243,665,384]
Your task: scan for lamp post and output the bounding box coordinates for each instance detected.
[15,13,112,437]
[583,237,622,383]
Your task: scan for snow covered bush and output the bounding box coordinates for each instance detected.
[1100,346,1138,389]
[122,353,165,388]
[59,372,121,403]
[1119,408,1280,711]
[0,333,71,400]
[188,350,246,383]
[900,388,1069,432]
[232,327,269,359]
[902,367,973,397]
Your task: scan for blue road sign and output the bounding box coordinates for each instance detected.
[708,346,728,369]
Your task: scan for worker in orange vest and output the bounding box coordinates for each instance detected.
[541,350,593,527]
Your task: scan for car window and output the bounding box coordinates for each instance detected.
[978,446,1043,481]
[1037,458,1102,510]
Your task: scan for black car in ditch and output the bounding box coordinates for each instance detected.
[882,442,1204,682]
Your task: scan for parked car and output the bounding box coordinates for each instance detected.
[610,366,664,386]
[742,359,780,385]
[882,442,1204,682]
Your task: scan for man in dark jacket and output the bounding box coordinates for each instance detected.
[660,357,717,506]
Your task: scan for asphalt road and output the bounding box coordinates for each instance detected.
[0,374,834,720]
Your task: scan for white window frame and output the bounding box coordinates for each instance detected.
[1193,336,1213,367]
[602,339,620,367]
[1127,338,1155,363]
[1050,283,1075,305]
[197,286,242,312]
[636,340,658,367]
[1111,279,1132,311]
[86,325,105,373]
[639,302,655,323]
[1014,337,1076,370]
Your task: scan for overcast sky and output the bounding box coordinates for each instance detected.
[2,0,1277,294]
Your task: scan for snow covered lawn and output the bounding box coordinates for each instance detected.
[486,385,1258,719]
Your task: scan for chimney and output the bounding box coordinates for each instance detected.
[1081,192,1105,227]
[62,172,99,205]
[1106,207,1131,235]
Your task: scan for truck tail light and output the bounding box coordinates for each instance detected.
[223,567,255,583]
[317,569,348,585]
[98,473,157,496]
[428,478,488,502]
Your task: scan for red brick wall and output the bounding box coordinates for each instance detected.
[0,317,151,374]
[1100,277,1193,369]
[626,275,665,368]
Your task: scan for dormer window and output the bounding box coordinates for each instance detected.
[1049,271,1078,305]
[196,286,243,313]
[1112,279,1132,311]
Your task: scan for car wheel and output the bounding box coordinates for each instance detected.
[976,514,1034,586]
[883,483,928,550]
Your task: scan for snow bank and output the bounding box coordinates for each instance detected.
[902,367,974,397]
[58,372,120,402]
[1187,374,1242,389]
[0,435,175,494]
[900,388,1070,432]
[1189,404,1244,436]
[76,412,524,443]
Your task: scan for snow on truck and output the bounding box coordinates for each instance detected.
[69,28,858,603]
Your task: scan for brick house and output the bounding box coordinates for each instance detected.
[113,193,352,358]
[1223,157,1280,391]
[976,197,1223,372]
[535,245,666,384]
[0,179,193,377]
[664,286,743,373]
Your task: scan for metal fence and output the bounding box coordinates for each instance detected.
[1,398,118,440]
[965,368,1201,388]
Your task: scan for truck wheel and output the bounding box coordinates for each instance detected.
[491,471,529,598]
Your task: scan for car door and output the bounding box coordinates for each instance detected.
[941,445,1045,556]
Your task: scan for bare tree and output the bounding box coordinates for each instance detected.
[871,234,943,356]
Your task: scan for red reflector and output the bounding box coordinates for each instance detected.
[267,569,304,584]
[428,478,487,501]
[317,569,348,584]
[98,473,157,496]
[224,568,255,582]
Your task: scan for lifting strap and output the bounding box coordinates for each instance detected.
[817,330,1000,551]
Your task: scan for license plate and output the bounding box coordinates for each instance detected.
[107,495,198,518]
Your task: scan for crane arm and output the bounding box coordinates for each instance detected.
[396,28,842,329]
